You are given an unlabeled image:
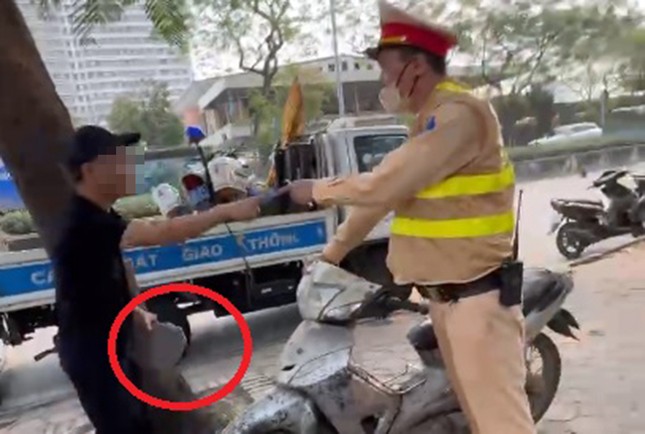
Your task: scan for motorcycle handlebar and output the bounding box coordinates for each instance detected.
[384,297,429,315]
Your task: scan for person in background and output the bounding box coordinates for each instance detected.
[53,125,261,434]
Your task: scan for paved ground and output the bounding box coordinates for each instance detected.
[538,244,645,434]
[0,168,644,432]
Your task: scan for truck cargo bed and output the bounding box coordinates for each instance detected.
[0,210,335,312]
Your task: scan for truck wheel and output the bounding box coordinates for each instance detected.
[147,297,192,348]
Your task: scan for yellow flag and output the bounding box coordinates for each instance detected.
[280,77,305,147]
[266,77,305,186]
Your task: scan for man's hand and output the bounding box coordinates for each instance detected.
[288,180,316,205]
[218,197,261,222]
[134,307,158,332]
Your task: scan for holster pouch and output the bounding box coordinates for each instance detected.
[499,260,524,307]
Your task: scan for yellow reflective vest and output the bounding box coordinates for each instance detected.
[390,81,516,241]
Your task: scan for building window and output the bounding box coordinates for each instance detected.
[342,61,348,71]
[328,63,335,72]
[367,63,374,70]
[355,62,361,70]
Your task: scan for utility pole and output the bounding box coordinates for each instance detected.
[329,0,345,116]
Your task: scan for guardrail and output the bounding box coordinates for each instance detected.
[512,143,645,181]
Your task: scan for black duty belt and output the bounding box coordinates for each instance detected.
[416,268,502,303]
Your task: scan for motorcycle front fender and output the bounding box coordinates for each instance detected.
[222,386,325,434]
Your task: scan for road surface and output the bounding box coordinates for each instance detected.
[0,166,643,432]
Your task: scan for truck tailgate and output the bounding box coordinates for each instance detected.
[0,210,335,312]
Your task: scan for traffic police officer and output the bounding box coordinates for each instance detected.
[288,1,536,433]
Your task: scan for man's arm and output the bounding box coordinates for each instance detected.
[323,206,390,264]
[124,261,157,330]
[312,103,480,207]
[121,197,260,248]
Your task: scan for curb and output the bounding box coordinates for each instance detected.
[570,236,645,267]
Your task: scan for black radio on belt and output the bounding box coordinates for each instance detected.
[498,189,525,308]
[499,259,523,307]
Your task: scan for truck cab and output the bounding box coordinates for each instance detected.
[278,114,408,283]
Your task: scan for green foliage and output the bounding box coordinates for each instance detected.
[0,195,161,235]
[246,66,335,159]
[114,194,160,219]
[192,0,317,89]
[108,81,184,148]
[615,28,645,93]
[36,0,190,49]
[0,211,35,236]
[461,1,640,93]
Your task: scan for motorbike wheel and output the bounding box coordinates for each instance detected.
[525,333,562,422]
[555,222,585,260]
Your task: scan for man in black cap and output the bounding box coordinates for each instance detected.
[52,125,261,434]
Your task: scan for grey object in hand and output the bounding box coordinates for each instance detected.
[131,321,187,371]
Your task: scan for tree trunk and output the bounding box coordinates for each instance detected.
[0,0,74,256]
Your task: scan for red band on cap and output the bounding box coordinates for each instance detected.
[381,22,455,57]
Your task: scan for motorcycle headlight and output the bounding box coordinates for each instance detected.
[297,277,341,321]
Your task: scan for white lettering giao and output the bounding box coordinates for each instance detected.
[182,243,223,262]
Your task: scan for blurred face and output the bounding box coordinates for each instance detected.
[81,147,137,201]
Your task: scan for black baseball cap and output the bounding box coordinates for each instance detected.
[67,125,141,170]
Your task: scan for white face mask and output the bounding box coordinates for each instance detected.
[379,86,404,114]
[379,61,415,114]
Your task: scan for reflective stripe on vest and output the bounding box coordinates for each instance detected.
[391,161,515,238]
[391,80,515,239]
[416,163,515,199]
[391,212,515,239]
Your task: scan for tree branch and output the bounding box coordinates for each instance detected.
[235,36,264,75]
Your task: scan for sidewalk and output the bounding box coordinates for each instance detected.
[2,244,645,433]
[540,243,645,433]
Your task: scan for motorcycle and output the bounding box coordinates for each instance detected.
[550,169,645,260]
[223,261,580,434]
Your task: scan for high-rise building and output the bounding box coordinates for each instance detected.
[16,0,193,125]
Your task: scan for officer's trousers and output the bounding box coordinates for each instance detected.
[428,289,537,434]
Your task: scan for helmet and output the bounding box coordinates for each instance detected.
[151,183,183,217]
[207,156,251,203]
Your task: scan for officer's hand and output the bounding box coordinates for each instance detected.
[218,197,261,222]
[288,180,316,206]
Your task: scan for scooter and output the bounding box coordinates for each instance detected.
[223,261,580,434]
[550,169,645,259]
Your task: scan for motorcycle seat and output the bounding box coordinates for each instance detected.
[407,268,569,353]
[557,199,603,208]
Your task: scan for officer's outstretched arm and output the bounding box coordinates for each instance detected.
[322,205,389,264]
[312,103,480,208]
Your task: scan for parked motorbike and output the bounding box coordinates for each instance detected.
[550,169,645,260]
[223,261,580,434]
